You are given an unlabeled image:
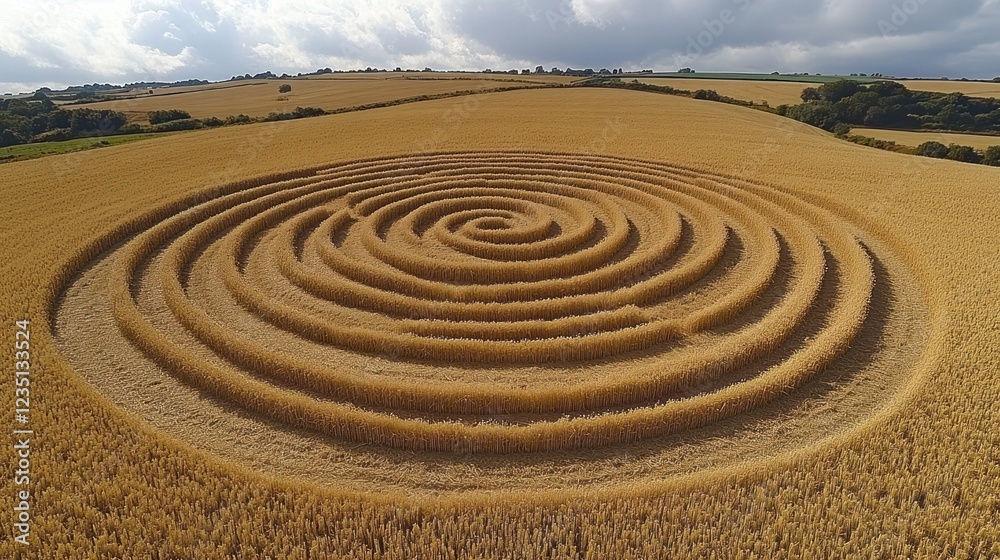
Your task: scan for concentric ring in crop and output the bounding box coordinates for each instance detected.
[58,151,926,475]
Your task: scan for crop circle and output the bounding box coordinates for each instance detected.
[60,152,923,463]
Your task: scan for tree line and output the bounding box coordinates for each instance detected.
[0,98,127,146]
[0,99,333,148]
[776,80,1000,167]
[779,80,1000,134]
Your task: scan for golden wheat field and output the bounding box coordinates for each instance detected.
[895,79,1000,98]
[851,127,1000,150]
[636,77,1000,107]
[75,74,558,122]
[637,78,811,106]
[2,87,999,557]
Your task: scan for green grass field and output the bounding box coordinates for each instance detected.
[0,133,168,163]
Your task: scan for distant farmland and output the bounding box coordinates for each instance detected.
[893,79,1000,98]
[74,74,563,121]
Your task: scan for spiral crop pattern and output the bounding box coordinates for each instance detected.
[107,152,878,454]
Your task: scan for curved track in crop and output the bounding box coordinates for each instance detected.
[57,152,927,491]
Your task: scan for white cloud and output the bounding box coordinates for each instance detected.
[569,0,622,26]
[0,0,997,92]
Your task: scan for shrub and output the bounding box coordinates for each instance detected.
[150,118,202,132]
[916,141,949,158]
[291,106,326,118]
[224,114,253,125]
[693,89,722,102]
[279,84,292,93]
[844,135,902,151]
[201,117,225,128]
[833,123,852,137]
[262,112,294,122]
[32,128,73,142]
[982,146,1000,166]
[148,109,192,124]
[261,107,327,122]
[945,144,982,164]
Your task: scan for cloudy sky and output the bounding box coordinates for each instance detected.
[1,0,998,93]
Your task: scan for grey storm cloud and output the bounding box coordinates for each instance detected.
[449,0,996,74]
[0,0,997,93]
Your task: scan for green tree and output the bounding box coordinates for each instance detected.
[693,89,721,101]
[801,80,861,103]
[0,128,22,147]
[982,146,1000,166]
[945,144,982,164]
[291,106,325,118]
[916,141,949,158]
[786,102,839,131]
[832,123,852,136]
[150,118,201,132]
[148,109,192,124]
[224,114,253,125]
